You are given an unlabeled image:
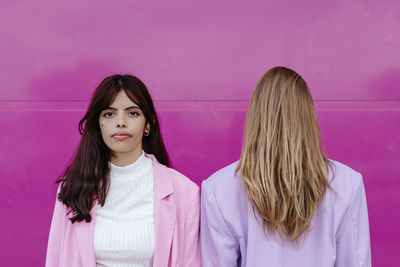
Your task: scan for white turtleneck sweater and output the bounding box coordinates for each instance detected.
[94,152,155,267]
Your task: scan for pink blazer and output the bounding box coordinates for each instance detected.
[46,154,201,267]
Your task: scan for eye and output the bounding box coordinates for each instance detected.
[103,111,114,118]
[128,111,140,116]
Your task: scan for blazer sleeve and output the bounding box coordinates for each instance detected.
[335,174,372,267]
[201,180,240,267]
[182,188,202,266]
[45,191,66,267]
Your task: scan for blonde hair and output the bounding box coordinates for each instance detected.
[237,66,330,241]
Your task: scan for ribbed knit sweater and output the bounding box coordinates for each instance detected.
[94,152,154,267]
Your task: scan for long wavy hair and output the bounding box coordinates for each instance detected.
[57,74,169,223]
[236,66,331,241]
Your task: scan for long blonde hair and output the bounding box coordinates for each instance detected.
[237,66,330,241]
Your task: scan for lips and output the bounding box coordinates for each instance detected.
[112,132,132,140]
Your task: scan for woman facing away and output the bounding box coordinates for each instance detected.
[46,75,201,267]
[201,66,371,267]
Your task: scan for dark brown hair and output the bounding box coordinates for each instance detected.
[57,74,169,223]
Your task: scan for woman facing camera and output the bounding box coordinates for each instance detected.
[46,75,200,267]
[201,67,371,267]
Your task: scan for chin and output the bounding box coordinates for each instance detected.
[112,146,139,154]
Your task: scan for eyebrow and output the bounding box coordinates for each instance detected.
[105,105,141,111]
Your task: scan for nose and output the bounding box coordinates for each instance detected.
[116,113,127,128]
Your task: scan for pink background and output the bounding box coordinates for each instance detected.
[1,0,399,266]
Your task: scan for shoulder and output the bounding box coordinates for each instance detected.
[202,161,241,193]
[201,161,246,212]
[167,166,200,195]
[49,186,74,231]
[201,161,248,238]
[328,160,363,192]
[203,161,240,187]
[147,153,199,195]
[154,160,200,202]
[54,184,69,214]
[326,159,364,208]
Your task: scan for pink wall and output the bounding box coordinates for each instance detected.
[1,0,399,266]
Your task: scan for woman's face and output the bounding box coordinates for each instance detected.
[99,90,150,165]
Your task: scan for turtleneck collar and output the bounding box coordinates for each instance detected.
[109,151,146,178]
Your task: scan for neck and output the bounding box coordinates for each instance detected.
[111,149,143,167]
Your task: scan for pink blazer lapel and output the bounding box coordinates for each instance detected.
[72,154,176,267]
[150,155,176,267]
[75,203,97,267]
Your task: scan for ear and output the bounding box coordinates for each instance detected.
[145,123,151,133]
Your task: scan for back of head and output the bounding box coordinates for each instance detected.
[237,66,330,241]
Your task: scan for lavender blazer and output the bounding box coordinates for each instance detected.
[201,160,371,267]
[46,154,201,267]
